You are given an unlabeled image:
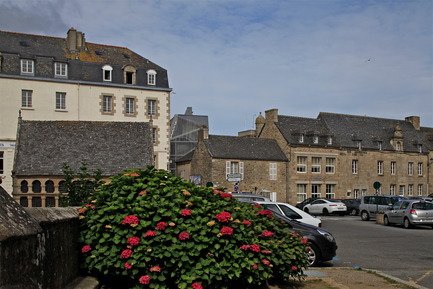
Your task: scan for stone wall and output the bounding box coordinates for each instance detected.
[0,186,80,289]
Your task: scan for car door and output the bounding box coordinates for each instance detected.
[387,201,403,223]
[310,200,324,214]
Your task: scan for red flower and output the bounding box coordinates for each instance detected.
[261,250,272,254]
[85,204,96,210]
[181,209,192,216]
[124,262,132,269]
[156,222,167,230]
[300,237,308,244]
[239,245,250,250]
[220,193,233,199]
[125,172,140,177]
[77,208,86,214]
[122,215,139,225]
[127,237,140,246]
[139,190,147,195]
[149,266,161,272]
[257,210,273,217]
[213,190,223,194]
[262,231,274,237]
[179,232,190,240]
[139,275,151,285]
[249,244,261,252]
[145,231,157,237]
[215,211,231,222]
[242,220,252,226]
[220,227,234,235]
[252,204,261,208]
[191,282,203,289]
[251,263,258,269]
[291,266,298,271]
[262,259,271,265]
[121,249,132,259]
[81,245,92,253]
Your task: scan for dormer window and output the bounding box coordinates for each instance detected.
[327,136,332,145]
[298,134,304,143]
[123,65,137,85]
[102,65,113,82]
[396,142,402,151]
[147,69,156,85]
[54,62,68,78]
[417,144,422,153]
[377,141,383,151]
[21,59,34,75]
[356,140,362,150]
[313,135,319,144]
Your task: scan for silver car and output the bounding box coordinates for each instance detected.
[384,200,433,229]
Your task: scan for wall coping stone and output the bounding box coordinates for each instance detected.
[25,207,79,224]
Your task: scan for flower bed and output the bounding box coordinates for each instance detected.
[78,167,308,288]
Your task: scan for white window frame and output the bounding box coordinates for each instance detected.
[418,162,423,176]
[313,135,319,144]
[408,162,413,176]
[269,163,277,180]
[311,184,321,198]
[399,185,405,196]
[152,127,157,144]
[378,161,383,175]
[311,157,321,173]
[148,99,156,116]
[22,90,32,108]
[296,156,307,173]
[125,97,135,115]
[391,161,396,175]
[55,62,67,77]
[298,134,304,143]
[226,161,244,180]
[147,69,157,85]
[325,184,335,199]
[102,65,113,82]
[327,136,332,145]
[417,144,422,153]
[377,141,383,150]
[408,184,413,196]
[21,59,34,75]
[102,95,112,113]
[296,184,307,203]
[352,160,358,174]
[325,157,335,174]
[417,184,423,196]
[56,92,66,110]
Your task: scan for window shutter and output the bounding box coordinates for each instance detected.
[240,162,244,180]
[226,161,231,176]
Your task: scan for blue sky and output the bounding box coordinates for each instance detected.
[1,0,432,135]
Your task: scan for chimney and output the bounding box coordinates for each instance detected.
[405,116,420,130]
[265,108,278,123]
[198,125,209,141]
[67,27,86,52]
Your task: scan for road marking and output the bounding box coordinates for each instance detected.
[410,270,433,285]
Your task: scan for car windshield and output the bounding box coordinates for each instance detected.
[328,200,340,203]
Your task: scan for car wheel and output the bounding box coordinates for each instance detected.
[403,218,412,229]
[322,208,329,216]
[360,211,370,221]
[306,243,321,267]
[349,208,357,216]
[384,215,390,226]
[304,208,309,214]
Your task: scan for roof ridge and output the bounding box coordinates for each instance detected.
[319,112,405,122]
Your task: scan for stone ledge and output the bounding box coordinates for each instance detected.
[63,276,99,289]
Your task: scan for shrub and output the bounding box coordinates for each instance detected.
[78,167,308,288]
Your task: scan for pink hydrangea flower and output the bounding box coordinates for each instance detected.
[220,193,233,199]
[81,245,92,253]
[220,227,234,235]
[179,232,190,240]
[156,222,167,230]
[242,220,252,226]
[262,259,271,265]
[149,266,161,272]
[249,244,261,252]
[124,262,132,269]
[262,231,274,237]
[181,209,192,216]
[121,249,132,259]
[139,275,151,284]
[292,266,298,271]
[122,215,139,225]
[239,245,250,250]
[215,211,231,222]
[191,282,203,289]
[257,210,273,217]
[145,231,157,237]
[127,237,140,246]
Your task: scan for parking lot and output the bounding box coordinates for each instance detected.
[316,215,433,289]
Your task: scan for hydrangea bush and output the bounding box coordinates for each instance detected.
[78,167,308,289]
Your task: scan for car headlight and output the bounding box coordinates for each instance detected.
[317,228,335,243]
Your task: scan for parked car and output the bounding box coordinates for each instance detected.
[339,199,361,216]
[230,192,271,202]
[303,199,347,216]
[272,211,337,266]
[255,201,322,227]
[409,196,433,202]
[295,197,317,210]
[359,195,408,221]
[383,200,433,229]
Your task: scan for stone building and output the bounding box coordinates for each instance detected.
[176,127,289,202]
[12,120,154,207]
[257,109,433,204]
[0,28,172,192]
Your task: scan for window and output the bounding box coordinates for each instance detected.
[298,134,304,143]
[352,160,358,174]
[408,162,413,175]
[356,140,362,150]
[325,184,335,199]
[377,141,383,150]
[354,189,360,199]
[125,97,135,115]
[102,65,113,81]
[327,136,332,145]
[148,99,156,116]
[377,161,383,175]
[147,69,156,85]
[312,157,321,173]
[399,185,405,196]
[32,180,41,193]
[408,184,413,196]
[20,180,28,193]
[296,184,307,203]
[390,184,396,195]
[296,156,307,173]
[56,92,66,110]
[396,142,402,151]
[102,95,113,113]
[313,135,319,144]
[418,162,423,176]
[22,90,32,108]
[325,158,335,173]
[0,152,3,174]
[391,161,396,175]
[45,180,54,193]
[225,161,244,179]
[21,59,34,75]
[124,65,136,85]
[417,184,423,196]
[54,62,67,77]
[269,163,277,180]
[152,127,157,144]
[311,184,321,198]
[417,144,422,153]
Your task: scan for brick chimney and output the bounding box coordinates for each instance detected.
[265,108,279,123]
[67,27,86,52]
[405,116,420,130]
[198,125,209,141]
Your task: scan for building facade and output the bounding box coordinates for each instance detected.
[0,28,171,192]
[257,109,433,205]
[176,127,289,202]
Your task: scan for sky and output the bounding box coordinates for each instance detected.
[1,0,432,136]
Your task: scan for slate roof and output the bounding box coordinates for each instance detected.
[204,135,288,161]
[14,120,154,176]
[0,30,169,88]
[275,112,432,153]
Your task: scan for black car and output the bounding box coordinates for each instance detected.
[272,212,337,266]
[340,199,361,216]
[295,197,317,210]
